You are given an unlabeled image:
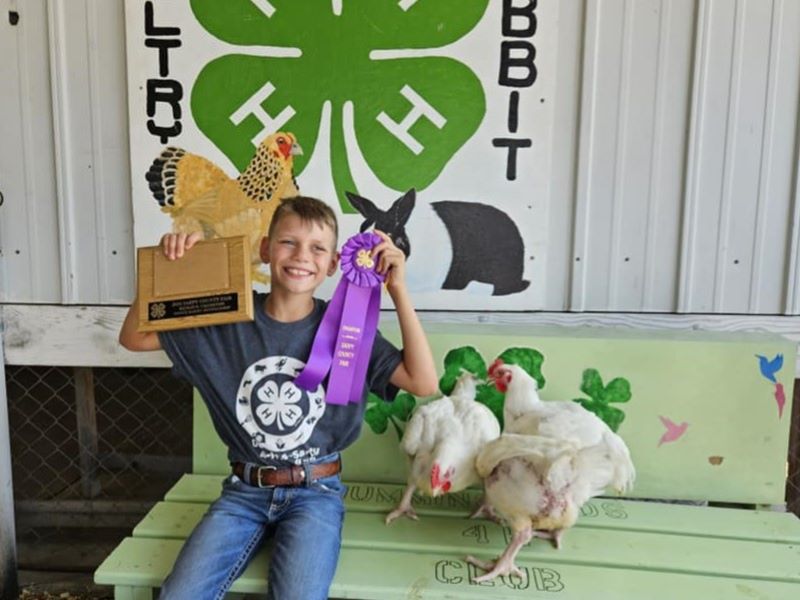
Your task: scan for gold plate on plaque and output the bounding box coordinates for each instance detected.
[137,236,254,332]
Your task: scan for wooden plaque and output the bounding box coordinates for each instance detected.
[137,236,254,332]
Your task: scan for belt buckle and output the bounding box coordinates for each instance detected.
[256,465,277,488]
[293,464,306,486]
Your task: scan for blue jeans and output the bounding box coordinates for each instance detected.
[158,456,346,600]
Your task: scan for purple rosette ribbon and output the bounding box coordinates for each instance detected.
[294,232,385,405]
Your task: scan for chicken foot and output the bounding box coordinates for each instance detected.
[385,484,419,524]
[468,496,501,523]
[466,527,533,582]
[532,528,564,549]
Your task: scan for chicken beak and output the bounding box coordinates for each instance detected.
[291,142,303,156]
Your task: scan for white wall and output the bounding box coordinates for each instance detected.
[0,0,134,305]
[2,0,799,314]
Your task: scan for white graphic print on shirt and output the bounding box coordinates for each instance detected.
[236,355,325,462]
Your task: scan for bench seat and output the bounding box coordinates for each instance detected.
[95,322,800,598]
[97,490,800,599]
[96,538,800,599]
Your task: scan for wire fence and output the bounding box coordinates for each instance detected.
[8,365,192,502]
[6,365,192,569]
[3,365,800,570]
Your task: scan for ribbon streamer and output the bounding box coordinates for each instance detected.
[295,232,384,405]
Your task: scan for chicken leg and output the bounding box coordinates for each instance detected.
[385,484,419,524]
[466,526,533,582]
[468,496,501,523]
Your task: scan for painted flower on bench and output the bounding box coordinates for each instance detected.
[571,369,632,433]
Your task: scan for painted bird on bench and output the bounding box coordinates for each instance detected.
[756,353,783,383]
[385,371,501,524]
[145,132,302,284]
[467,361,635,582]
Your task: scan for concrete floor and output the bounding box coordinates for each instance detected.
[18,571,112,600]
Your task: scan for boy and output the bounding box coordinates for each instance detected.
[119,196,438,600]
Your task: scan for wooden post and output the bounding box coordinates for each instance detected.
[74,367,100,498]
[0,330,19,599]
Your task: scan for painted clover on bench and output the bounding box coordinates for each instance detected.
[572,368,632,433]
[365,343,633,436]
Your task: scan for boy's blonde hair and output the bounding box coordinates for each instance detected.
[267,196,339,248]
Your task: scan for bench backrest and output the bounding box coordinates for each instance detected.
[193,322,795,504]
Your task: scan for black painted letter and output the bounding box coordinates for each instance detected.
[492,137,532,181]
[499,41,537,87]
[502,0,537,37]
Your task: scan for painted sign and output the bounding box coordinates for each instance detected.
[125,0,556,309]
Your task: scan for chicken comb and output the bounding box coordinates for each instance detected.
[487,359,504,378]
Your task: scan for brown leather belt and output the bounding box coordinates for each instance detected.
[232,458,341,488]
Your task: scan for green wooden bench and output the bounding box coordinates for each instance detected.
[95,323,800,599]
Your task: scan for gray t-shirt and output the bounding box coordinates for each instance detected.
[159,292,403,466]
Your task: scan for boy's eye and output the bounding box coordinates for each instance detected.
[280,240,295,245]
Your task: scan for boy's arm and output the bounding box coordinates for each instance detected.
[119,298,162,351]
[372,231,438,397]
[119,232,202,352]
[386,284,438,397]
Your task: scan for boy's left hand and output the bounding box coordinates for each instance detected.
[371,230,406,292]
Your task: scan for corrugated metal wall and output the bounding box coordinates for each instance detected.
[1,0,799,313]
[0,0,134,305]
[563,0,800,313]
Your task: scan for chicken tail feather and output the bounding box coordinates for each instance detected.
[146,147,185,209]
[146,147,228,213]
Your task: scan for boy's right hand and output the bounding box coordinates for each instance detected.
[161,231,203,260]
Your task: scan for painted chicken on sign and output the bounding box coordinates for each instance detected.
[145,132,302,283]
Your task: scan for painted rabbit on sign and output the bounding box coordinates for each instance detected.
[346,189,529,297]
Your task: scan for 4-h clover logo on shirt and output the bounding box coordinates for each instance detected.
[237,355,326,452]
[189,0,489,209]
[255,380,304,431]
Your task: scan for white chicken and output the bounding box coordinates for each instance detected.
[466,360,635,582]
[385,371,501,524]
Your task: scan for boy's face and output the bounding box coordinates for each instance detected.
[260,213,339,296]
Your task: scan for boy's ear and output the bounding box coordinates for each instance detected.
[327,251,340,276]
[259,236,270,263]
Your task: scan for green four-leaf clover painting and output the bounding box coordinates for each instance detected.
[189,0,488,211]
[572,369,632,432]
